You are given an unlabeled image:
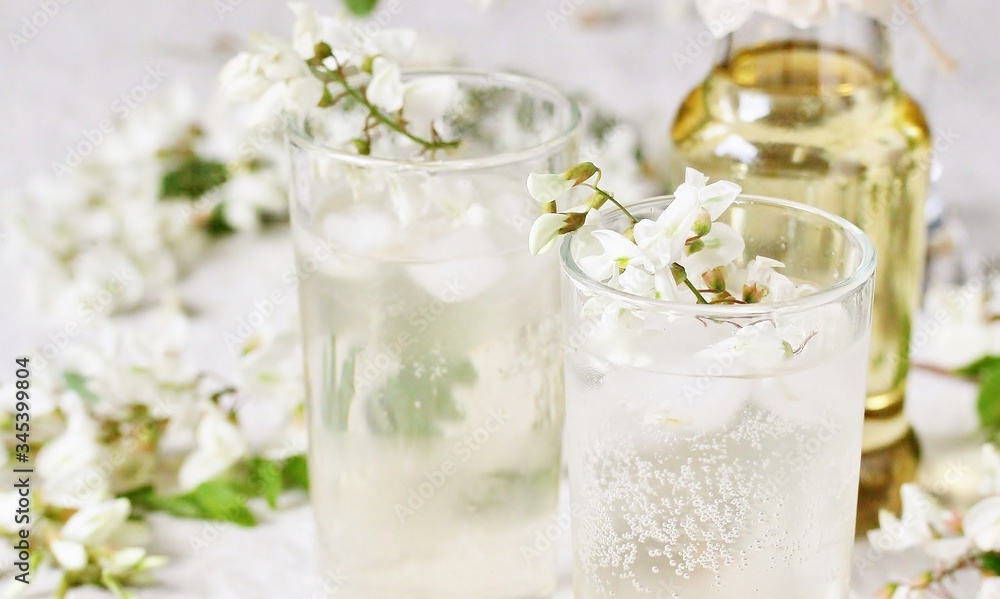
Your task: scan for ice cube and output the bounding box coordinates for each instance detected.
[320,209,398,256]
[405,225,508,302]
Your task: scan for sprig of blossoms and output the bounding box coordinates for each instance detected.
[219,3,461,156]
[866,445,1000,598]
[0,310,308,597]
[528,164,801,307]
[5,86,289,319]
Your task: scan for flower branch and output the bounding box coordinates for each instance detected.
[305,43,460,155]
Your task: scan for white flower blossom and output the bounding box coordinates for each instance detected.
[868,484,950,551]
[60,498,132,545]
[402,76,459,137]
[527,173,579,205]
[366,56,405,113]
[917,281,1000,371]
[35,421,107,508]
[964,496,1000,552]
[680,222,745,276]
[50,539,89,571]
[529,212,573,255]
[178,407,250,491]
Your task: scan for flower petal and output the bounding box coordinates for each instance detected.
[528,213,568,255]
[699,180,742,220]
[403,76,459,130]
[681,221,745,277]
[366,57,404,113]
[50,539,88,572]
[527,173,575,205]
[964,496,1000,551]
[61,498,131,545]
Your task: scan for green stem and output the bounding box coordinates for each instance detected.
[586,186,638,224]
[681,274,709,304]
[309,62,460,152]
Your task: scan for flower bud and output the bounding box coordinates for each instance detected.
[352,138,371,155]
[564,162,598,186]
[670,263,687,286]
[361,55,376,75]
[692,208,712,237]
[313,42,333,61]
[702,266,727,292]
[685,239,705,255]
[742,283,770,304]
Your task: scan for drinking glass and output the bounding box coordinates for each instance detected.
[561,195,876,598]
[287,69,579,599]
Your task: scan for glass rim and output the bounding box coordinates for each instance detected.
[559,194,877,318]
[285,67,581,172]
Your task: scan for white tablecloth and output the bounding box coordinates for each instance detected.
[0,0,997,596]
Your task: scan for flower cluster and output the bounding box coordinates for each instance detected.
[867,444,1000,598]
[220,3,460,156]
[528,164,804,307]
[0,309,307,598]
[5,86,288,319]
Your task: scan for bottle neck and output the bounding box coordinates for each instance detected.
[717,11,892,94]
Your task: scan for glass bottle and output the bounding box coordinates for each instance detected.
[669,10,931,533]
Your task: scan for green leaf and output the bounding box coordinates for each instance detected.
[976,364,1000,435]
[248,457,282,509]
[203,203,237,238]
[983,552,1000,576]
[160,156,229,199]
[959,355,1000,378]
[282,455,310,491]
[63,371,99,405]
[127,481,256,526]
[343,0,379,15]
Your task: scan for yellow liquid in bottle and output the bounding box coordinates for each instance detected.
[671,41,931,437]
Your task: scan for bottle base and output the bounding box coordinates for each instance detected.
[856,424,920,536]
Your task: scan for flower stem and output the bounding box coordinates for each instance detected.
[308,62,460,152]
[585,185,638,224]
[681,275,709,304]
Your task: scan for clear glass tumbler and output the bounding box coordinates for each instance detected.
[561,196,876,599]
[287,70,579,599]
